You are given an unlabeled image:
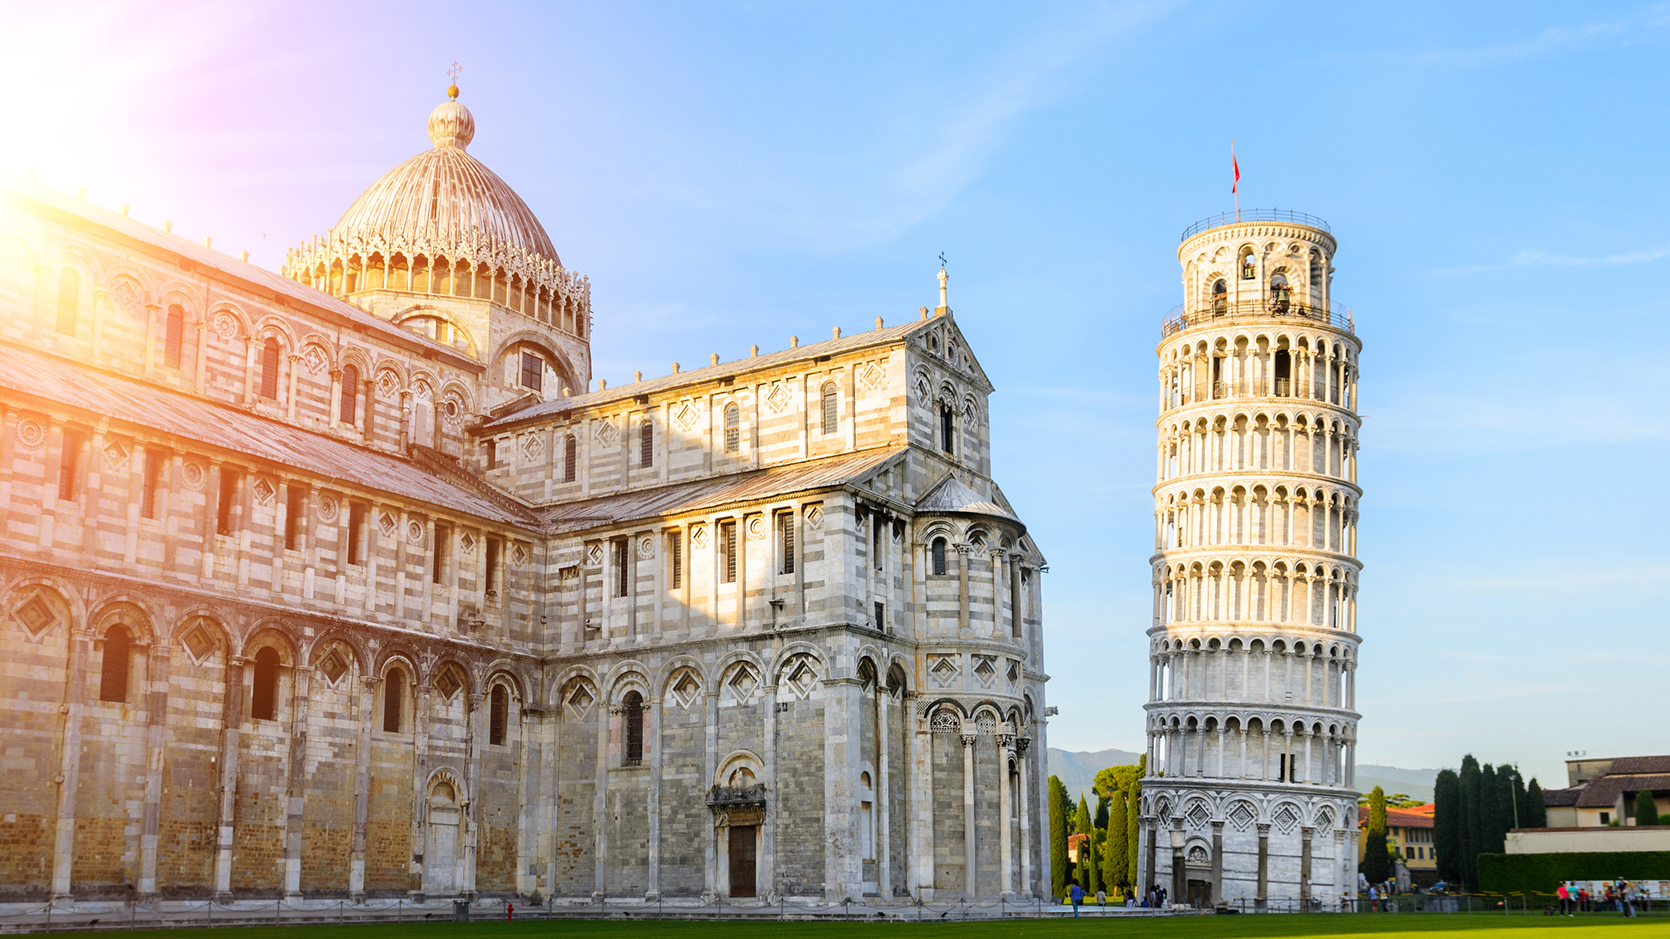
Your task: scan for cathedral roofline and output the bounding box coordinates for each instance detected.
[1,175,483,373]
[483,313,990,432]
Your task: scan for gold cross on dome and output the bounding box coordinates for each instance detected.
[447,61,463,83]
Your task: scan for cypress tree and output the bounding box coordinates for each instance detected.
[1083,832,1101,892]
[1479,764,1503,857]
[1361,786,1391,884]
[1095,796,1110,833]
[1433,769,1464,884]
[1635,789,1660,827]
[1075,793,1093,836]
[1459,755,1482,889]
[1049,775,1069,900]
[1525,779,1548,828]
[1104,786,1129,891]
[1127,755,1145,889]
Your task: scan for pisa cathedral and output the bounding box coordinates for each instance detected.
[1139,212,1363,909]
[0,86,1051,903]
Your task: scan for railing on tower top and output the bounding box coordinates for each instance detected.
[1181,209,1332,242]
[1161,297,1355,338]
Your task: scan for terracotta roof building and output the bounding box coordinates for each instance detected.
[1540,755,1670,828]
[0,86,1050,905]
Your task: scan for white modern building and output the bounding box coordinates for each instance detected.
[1137,210,1363,909]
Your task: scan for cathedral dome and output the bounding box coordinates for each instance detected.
[330,86,560,265]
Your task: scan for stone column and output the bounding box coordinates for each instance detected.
[761,681,777,899]
[997,731,1014,896]
[136,639,172,897]
[461,688,482,897]
[1017,737,1032,897]
[1169,823,1184,908]
[280,664,313,897]
[702,690,719,899]
[1210,820,1224,905]
[876,686,891,898]
[1142,817,1156,892]
[286,354,302,421]
[960,732,976,898]
[956,545,971,631]
[824,674,861,900]
[213,655,248,900]
[142,303,159,374]
[593,704,610,898]
[1255,822,1270,907]
[50,618,89,895]
[1300,826,1313,909]
[647,699,662,899]
[409,681,435,898]
[350,676,379,901]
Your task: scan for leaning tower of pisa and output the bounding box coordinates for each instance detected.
[1138,210,1363,911]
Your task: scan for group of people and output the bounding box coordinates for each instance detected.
[1064,884,1165,916]
[1555,881,1645,917]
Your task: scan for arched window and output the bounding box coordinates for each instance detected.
[939,405,955,455]
[259,338,281,399]
[489,684,509,745]
[623,690,644,764]
[931,537,948,576]
[340,365,359,425]
[724,403,740,453]
[98,625,131,703]
[382,667,404,733]
[164,304,185,368]
[251,647,280,721]
[1240,248,1257,280]
[56,269,79,335]
[639,418,653,469]
[563,434,578,482]
[820,382,838,435]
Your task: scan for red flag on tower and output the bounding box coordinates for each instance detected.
[1232,145,1240,194]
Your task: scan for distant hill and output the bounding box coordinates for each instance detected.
[1358,764,1439,803]
[1046,747,1143,803]
[1047,751,1439,804]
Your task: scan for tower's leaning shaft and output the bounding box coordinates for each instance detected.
[1138,210,1363,910]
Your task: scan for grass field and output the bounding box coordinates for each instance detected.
[44,915,1669,939]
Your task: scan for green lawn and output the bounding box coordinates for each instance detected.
[46,915,1669,939]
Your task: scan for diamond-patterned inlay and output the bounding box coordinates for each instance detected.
[1273,803,1301,833]
[1006,660,1020,685]
[459,532,476,553]
[765,382,791,413]
[252,478,275,505]
[671,671,701,709]
[728,665,759,702]
[586,543,604,566]
[972,655,997,685]
[1186,801,1212,829]
[112,280,141,312]
[378,512,396,537]
[787,661,816,699]
[318,648,349,684]
[377,372,399,399]
[567,684,595,716]
[675,402,698,431]
[102,441,129,470]
[512,543,527,564]
[859,362,884,389]
[596,419,618,446]
[303,346,326,374]
[435,664,464,699]
[805,506,823,529]
[521,434,542,459]
[1228,801,1257,831]
[14,594,60,638]
[181,624,215,661]
[690,525,708,549]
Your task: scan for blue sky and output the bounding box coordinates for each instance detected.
[10,1,1669,786]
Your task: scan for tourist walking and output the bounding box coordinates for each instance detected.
[1070,883,1085,918]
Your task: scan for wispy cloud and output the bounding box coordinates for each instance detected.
[1437,244,1670,274]
[1325,4,1670,70]
[782,1,1175,248]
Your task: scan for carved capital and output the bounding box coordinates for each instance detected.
[958,733,978,748]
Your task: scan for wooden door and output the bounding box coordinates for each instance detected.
[728,825,757,898]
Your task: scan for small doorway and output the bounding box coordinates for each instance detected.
[426,780,460,895]
[1187,878,1212,909]
[727,825,758,898]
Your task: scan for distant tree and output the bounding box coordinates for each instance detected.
[1049,775,1070,900]
[1506,768,1529,830]
[1082,831,1102,892]
[1104,785,1129,892]
[1075,794,1093,838]
[1361,786,1391,884]
[1525,779,1548,828]
[1636,789,1661,827]
[1095,795,1110,833]
[1433,769,1464,886]
[1459,755,1482,888]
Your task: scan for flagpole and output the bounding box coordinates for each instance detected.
[1232,140,1239,221]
